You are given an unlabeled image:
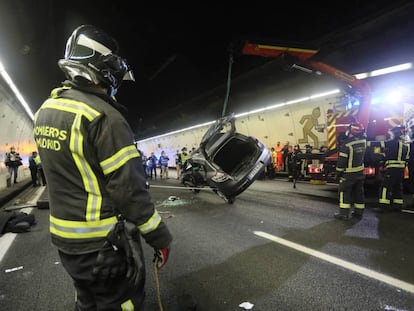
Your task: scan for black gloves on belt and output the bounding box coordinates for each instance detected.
[92,219,143,285]
[92,241,127,280]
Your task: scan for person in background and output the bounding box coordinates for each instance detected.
[175,149,182,179]
[180,147,189,166]
[29,151,39,187]
[304,144,313,177]
[159,150,170,179]
[288,144,303,187]
[135,145,148,178]
[334,122,367,220]
[282,141,290,172]
[147,152,158,179]
[5,146,23,184]
[33,24,172,310]
[274,141,284,172]
[34,153,47,186]
[268,147,277,179]
[367,125,410,213]
[141,152,149,178]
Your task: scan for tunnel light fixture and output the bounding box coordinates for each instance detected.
[354,62,412,79]
[0,59,34,120]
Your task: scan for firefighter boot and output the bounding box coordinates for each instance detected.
[334,208,350,220]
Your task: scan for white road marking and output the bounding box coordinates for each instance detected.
[27,186,47,204]
[254,230,414,294]
[0,233,18,263]
[0,186,47,264]
[150,184,211,191]
[5,265,23,273]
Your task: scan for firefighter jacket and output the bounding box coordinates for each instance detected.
[367,138,410,169]
[336,135,366,176]
[33,84,172,254]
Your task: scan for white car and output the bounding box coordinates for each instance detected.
[180,113,271,204]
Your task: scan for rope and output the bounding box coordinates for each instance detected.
[153,263,164,311]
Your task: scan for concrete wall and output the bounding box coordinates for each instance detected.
[0,84,36,190]
[136,91,339,167]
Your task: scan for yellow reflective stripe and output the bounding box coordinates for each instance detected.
[386,164,406,168]
[339,152,348,158]
[379,187,389,204]
[344,165,364,173]
[50,215,117,239]
[41,97,100,121]
[100,145,140,175]
[385,160,406,168]
[70,113,102,221]
[121,300,134,311]
[354,203,365,209]
[50,86,71,98]
[398,141,403,161]
[42,96,103,221]
[138,210,162,235]
[386,160,406,165]
[34,156,41,165]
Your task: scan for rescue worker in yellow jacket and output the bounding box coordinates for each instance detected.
[335,122,367,220]
[33,25,172,310]
[367,125,410,212]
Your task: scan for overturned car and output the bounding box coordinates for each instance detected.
[181,113,271,204]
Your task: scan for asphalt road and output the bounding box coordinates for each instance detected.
[1,176,414,311]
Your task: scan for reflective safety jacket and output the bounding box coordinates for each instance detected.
[180,152,189,164]
[367,138,410,169]
[336,135,367,176]
[33,85,172,254]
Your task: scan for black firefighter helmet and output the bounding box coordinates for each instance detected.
[389,125,407,140]
[58,25,134,96]
[345,121,365,137]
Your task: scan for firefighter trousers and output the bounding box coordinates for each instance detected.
[338,173,365,210]
[378,168,405,209]
[59,250,145,311]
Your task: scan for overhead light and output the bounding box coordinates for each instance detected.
[354,62,412,79]
[0,59,34,120]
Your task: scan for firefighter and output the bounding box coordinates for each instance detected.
[368,125,410,213]
[334,122,367,220]
[33,25,172,310]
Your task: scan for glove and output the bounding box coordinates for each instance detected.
[92,241,127,281]
[122,221,144,285]
[153,246,170,269]
[92,220,144,286]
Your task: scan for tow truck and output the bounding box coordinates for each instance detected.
[241,40,411,183]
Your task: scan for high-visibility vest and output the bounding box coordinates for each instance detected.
[34,155,41,166]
